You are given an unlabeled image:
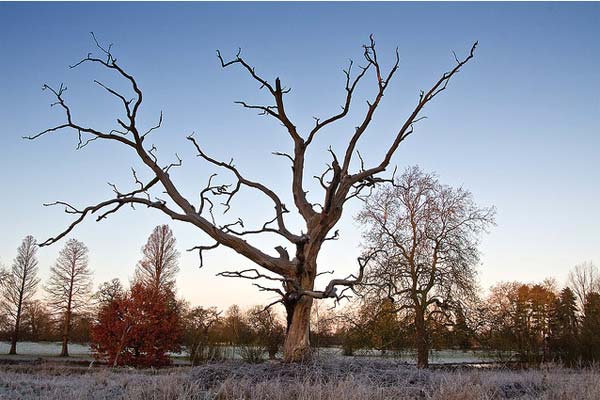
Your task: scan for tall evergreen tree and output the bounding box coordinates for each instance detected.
[580,292,600,362]
[548,287,579,363]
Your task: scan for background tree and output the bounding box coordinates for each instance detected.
[567,261,600,313]
[0,266,8,289]
[246,306,285,359]
[95,278,124,306]
[134,225,179,292]
[548,287,579,364]
[310,301,337,350]
[45,238,93,357]
[221,304,250,346]
[90,282,183,367]
[183,305,222,364]
[21,300,55,342]
[1,235,40,355]
[29,33,477,361]
[481,282,556,364]
[68,313,92,344]
[580,292,600,362]
[357,166,495,368]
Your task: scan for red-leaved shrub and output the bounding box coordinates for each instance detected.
[91,282,183,367]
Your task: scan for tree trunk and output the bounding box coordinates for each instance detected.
[281,240,322,363]
[9,319,19,355]
[9,298,23,355]
[282,295,313,362]
[60,310,71,357]
[415,308,429,369]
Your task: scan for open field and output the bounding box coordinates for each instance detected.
[0,358,598,400]
[0,342,497,366]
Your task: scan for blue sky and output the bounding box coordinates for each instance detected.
[0,2,598,309]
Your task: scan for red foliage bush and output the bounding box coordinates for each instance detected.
[90,282,183,367]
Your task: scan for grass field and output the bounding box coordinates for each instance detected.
[0,358,598,400]
[0,342,496,365]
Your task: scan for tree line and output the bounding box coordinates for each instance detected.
[1,194,598,368]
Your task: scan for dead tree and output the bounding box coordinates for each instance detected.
[134,224,180,292]
[356,166,495,368]
[45,238,93,357]
[27,33,477,362]
[2,236,40,355]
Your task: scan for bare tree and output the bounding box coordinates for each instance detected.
[568,261,600,313]
[357,166,495,368]
[0,266,8,288]
[21,299,54,342]
[45,238,93,357]
[246,306,285,359]
[134,225,179,291]
[95,278,125,306]
[27,33,477,361]
[184,305,221,364]
[2,235,40,355]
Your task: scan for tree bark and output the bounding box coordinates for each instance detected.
[282,295,313,362]
[8,309,20,355]
[60,310,71,357]
[415,308,429,369]
[9,278,26,355]
[60,273,75,357]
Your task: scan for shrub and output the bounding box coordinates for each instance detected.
[90,283,183,367]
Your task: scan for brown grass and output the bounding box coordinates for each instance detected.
[0,358,597,399]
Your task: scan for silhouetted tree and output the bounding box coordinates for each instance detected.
[134,225,179,291]
[221,304,250,345]
[183,305,221,364]
[2,236,40,354]
[357,166,495,368]
[69,313,92,343]
[21,299,55,341]
[580,292,600,362]
[482,282,556,364]
[246,306,285,359]
[45,238,93,356]
[548,287,579,364]
[338,298,407,356]
[310,301,337,349]
[28,33,477,361]
[568,261,600,314]
[95,278,124,306]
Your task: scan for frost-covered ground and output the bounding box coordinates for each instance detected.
[0,342,495,365]
[0,358,598,399]
[0,342,90,358]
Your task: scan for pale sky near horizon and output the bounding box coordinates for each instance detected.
[0,2,598,311]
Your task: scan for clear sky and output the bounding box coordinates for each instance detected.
[0,2,598,310]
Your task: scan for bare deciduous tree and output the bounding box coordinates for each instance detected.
[134,225,180,291]
[45,238,93,357]
[184,305,222,364]
[2,235,40,355]
[0,266,8,288]
[568,261,600,313]
[95,278,125,306]
[27,33,477,361]
[357,166,495,368]
[22,299,54,342]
